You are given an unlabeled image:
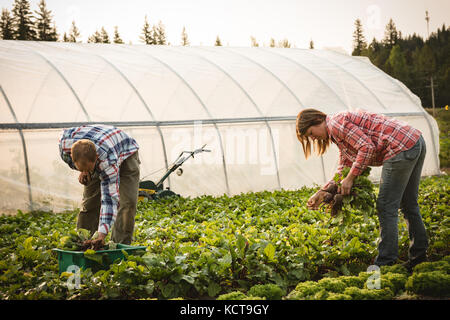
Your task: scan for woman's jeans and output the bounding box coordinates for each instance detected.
[374,135,428,266]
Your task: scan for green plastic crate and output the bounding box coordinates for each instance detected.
[53,244,147,274]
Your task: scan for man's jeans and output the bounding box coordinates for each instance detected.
[76,151,141,245]
[374,135,428,266]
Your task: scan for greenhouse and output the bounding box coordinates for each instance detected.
[0,40,441,214]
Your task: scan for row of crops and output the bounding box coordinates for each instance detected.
[0,175,448,299]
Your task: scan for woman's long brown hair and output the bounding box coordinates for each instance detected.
[296,108,330,159]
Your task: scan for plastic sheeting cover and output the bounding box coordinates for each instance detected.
[0,40,441,214]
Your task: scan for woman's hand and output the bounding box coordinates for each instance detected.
[307,190,328,210]
[338,173,356,195]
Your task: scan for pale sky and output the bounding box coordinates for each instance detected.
[1,0,449,54]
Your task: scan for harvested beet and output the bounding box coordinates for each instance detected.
[323,192,334,203]
[330,194,344,216]
[323,183,338,195]
[317,184,345,217]
[317,167,375,219]
[80,239,106,251]
[80,241,91,251]
[312,181,351,217]
[333,194,343,206]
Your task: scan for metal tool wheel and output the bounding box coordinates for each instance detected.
[156,189,179,199]
[138,190,155,201]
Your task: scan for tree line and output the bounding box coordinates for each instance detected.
[0,0,122,43]
[1,0,448,108]
[0,0,292,47]
[352,17,449,109]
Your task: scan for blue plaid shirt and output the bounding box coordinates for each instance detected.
[59,125,139,235]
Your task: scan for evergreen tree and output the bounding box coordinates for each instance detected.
[431,24,450,108]
[402,33,424,54]
[87,30,102,43]
[363,22,449,109]
[62,31,69,42]
[12,0,36,40]
[99,26,109,43]
[383,18,398,48]
[113,26,124,44]
[269,38,275,47]
[386,44,409,84]
[214,35,222,46]
[278,38,291,48]
[368,36,390,72]
[410,45,433,103]
[416,44,436,77]
[181,25,189,46]
[68,20,80,42]
[140,15,155,45]
[155,20,166,45]
[250,36,259,47]
[51,22,57,40]
[151,24,158,44]
[368,37,380,52]
[352,18,367,55]
[0,8,14,40]
[34,0,57,41]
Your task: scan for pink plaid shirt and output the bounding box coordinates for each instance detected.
[325,110,421,179]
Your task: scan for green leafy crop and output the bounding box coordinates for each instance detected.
[0,175,448,300]
[405,271,450,297]
[248,283,284,300]
[323,167,377,223]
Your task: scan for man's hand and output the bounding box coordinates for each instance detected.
[91,232,106,248]
[307,190,329,210]
[78,172,91,185]
[338,173,356,195]
[82,232,107,250]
